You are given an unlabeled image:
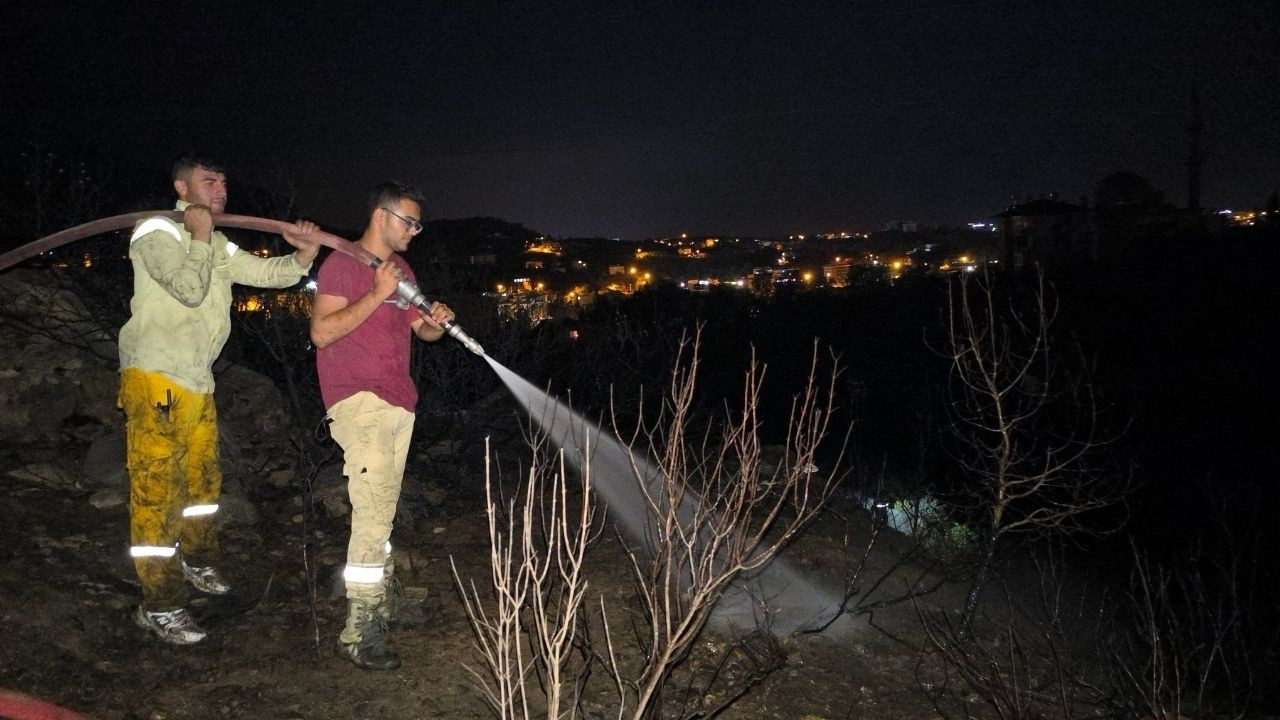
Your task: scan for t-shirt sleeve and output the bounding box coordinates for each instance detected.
[316,253,418,327]
[316,254,366,302]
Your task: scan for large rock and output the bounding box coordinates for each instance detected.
[83,431,127,487]
[0,271,121,441]
[214,363,298,484]
[83,431,129,510]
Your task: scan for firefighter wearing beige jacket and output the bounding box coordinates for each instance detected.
[119,154,318,645]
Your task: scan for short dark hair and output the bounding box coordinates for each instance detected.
[368,181,426,218]
[171,154,226,181]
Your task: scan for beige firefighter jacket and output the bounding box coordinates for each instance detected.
[118,200,312,394]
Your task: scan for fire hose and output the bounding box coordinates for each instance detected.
[0,211,485,356]
[0,688,92,720]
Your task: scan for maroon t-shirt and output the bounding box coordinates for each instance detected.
[315,251,419,412]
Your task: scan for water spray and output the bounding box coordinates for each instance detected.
[0,210,486,357]
[488,360,854,639]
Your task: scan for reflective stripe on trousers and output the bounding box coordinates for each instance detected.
[119,367,223,611]
[328,391,413,604]
[342,542,394,581]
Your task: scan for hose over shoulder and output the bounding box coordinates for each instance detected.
[3,212,487,356]
[0,211,376,272]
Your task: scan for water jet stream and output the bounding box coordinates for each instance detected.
[484,355,856,639]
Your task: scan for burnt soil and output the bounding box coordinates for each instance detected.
[0,437,964,720]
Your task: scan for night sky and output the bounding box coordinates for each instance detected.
[4,0,1276,239]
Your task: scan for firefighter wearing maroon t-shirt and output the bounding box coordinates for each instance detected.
[310,181,455,670]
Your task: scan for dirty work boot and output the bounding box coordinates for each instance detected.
[182,560,231,595]
[134,606,207,645]
[378,573,404,624]
[377,575,429,628]
[335,599,401,671]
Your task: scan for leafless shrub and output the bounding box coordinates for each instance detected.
[1099,528,1266,720]
[451,436,606,720]
[607,331,845,717]
[935,269,1132,631]
[455,331,848,719]
[918,523,1267,720]
[916,547,1114,720]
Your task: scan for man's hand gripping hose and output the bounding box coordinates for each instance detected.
[377,257,485,356]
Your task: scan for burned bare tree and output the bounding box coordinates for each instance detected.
[452,332,848,719]
[609,332,844,717]
[937,270,1130,632]
[452,436,603,720]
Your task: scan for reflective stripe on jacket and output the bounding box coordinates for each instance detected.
[118,200,311,393]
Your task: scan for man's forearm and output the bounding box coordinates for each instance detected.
[138,235,215,307]
[311,292,383,348]
[293,247,318,270]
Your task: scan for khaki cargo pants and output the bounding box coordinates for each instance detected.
[327,391,414,615]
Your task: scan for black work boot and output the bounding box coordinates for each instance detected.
[336,599,401,671]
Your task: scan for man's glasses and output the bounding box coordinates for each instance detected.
[381,207,423,234]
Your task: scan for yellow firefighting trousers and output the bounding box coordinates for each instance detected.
[119,368,222,611]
